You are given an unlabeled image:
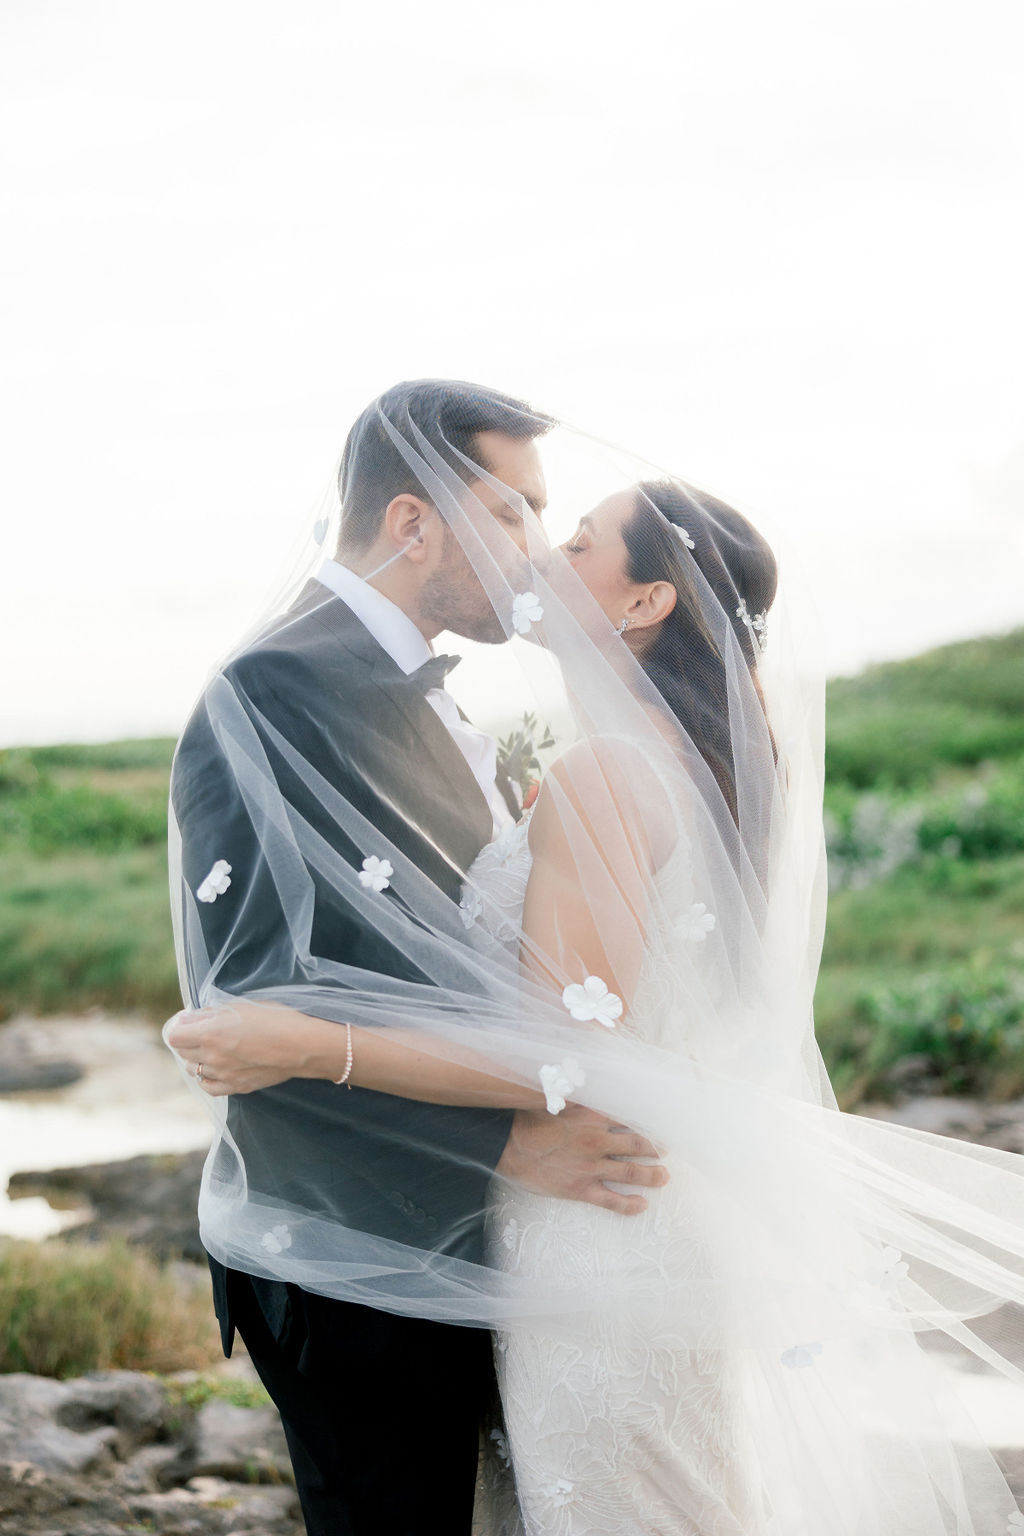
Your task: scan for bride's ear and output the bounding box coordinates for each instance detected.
[626,580,677,633]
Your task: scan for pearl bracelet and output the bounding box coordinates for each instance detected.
[333,1021,354,1088]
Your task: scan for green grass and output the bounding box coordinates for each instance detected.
[0,846,181,1019]
[0,1237,220,1377]
[163,1373,272,1413]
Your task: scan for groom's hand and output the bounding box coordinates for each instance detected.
[496,1105,668,1216]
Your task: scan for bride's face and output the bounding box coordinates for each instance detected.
[560,490,645,626]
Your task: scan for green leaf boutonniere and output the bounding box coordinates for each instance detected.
[497,712,555,811]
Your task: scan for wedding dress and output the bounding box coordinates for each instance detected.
[468,803,773,1536]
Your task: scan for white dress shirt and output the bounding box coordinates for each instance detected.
[316,559,514,839]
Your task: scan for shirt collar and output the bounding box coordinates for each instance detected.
[316,559,432,677]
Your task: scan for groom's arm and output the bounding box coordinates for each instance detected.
[173,651,664,1214]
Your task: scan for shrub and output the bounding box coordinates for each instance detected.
[0,782,168,856]
[825,628,1024,789]
[917,761,1024,862]
[824,794,923,891]
[24,739,177,773]
[825,703,1024,789]
[858,965,1024,1097]
[0,1239,220,1378]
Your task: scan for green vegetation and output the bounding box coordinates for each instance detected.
[0,1237,221,1376]
[1,627,1022,1103]
[163,1372,272,1413]
[819,628,1024,1105]
[0,739,180,1019]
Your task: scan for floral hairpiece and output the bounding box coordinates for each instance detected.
[736,597,768,654]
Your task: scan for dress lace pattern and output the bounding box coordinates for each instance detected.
[466,813,774,1536]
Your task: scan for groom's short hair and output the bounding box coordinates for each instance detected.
[338,379,550,553]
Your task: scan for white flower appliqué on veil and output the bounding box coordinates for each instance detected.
[682,902,716,943]
[196,860,232,903]
[512,591,544,634]
[459,887,483,928]
[540,1058,586,1115]
[866,1246,909,1292]
[359,856,393,892]
[782,1342,823,1369]
[562,975,623,1029]
[260,1223,292,1254]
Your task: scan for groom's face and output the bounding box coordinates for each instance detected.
[420,430,548,644]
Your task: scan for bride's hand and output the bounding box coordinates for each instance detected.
[165,1002,325,1096]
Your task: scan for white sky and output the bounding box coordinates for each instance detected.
[2,0,1022,746]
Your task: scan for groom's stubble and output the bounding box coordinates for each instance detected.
[417,430,549,646]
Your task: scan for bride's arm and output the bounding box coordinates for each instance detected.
[167,744,666,1109]
[165,1002,546,1110]
[520,739,670,1009]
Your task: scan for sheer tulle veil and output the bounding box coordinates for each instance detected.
[167,381,1024,1533]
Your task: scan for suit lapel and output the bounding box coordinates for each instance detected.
[298,585,494,863]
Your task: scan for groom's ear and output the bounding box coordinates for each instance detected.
[382,494,435,564]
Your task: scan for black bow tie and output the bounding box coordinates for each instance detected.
[407,653,462,693]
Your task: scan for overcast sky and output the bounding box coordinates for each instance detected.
[2,0,1021,746]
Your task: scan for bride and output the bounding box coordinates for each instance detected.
[167,389,1024,1535]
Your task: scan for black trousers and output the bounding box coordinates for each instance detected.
[221,1263,495,1536]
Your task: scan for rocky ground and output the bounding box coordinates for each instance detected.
[0,1023,83,1094]
[7,1152,207,1263]
[6,1012,1024,1533]
[0,1369,304,1536]
[855,1090,1024,1152]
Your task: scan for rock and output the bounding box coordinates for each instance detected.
[189,1477,301,1528]
[0,1370,304,1535]
[856,1095,1024,1153]
[0,1375,118,1474]
[877,1052,941,1096]
[126,1485,227,1533]
[186,1401,293,1484]
[56,1370,170,1454]
[8,1150,207,1262]
[117,1441,183,1493]
[0,1022,84,1093]
[0,1058,84,1092]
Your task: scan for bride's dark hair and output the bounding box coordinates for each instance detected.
[622,480,778,823]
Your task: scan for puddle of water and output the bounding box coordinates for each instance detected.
[0,1015,212,1239]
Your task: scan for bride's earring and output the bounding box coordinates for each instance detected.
[617,616,631,635]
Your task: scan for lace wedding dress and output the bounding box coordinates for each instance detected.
[466,812,773,1536]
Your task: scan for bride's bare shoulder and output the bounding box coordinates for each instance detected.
[527,734,677,870]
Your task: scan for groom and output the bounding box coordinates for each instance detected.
[170,380,665,1536]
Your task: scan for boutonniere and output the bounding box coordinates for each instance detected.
[497,712,554,811]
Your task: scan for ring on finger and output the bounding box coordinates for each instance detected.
[196,1062,205,1083]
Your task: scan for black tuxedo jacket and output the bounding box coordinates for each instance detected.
[171,583,516,1343]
